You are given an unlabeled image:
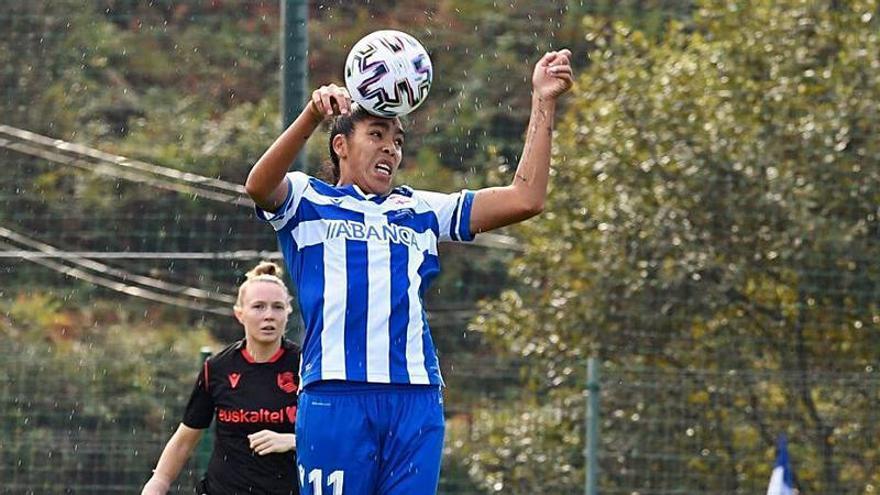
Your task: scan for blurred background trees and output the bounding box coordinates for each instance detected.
[2,0,877,493]
[467,1,880,492]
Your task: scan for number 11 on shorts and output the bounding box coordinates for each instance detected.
[299,465,344,495]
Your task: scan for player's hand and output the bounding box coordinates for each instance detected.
[248,429,296,455]
[308,84,352,121]
[532,49,573,100]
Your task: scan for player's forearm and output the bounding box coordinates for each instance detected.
[150,446,189,484]
[469,96,558,233]
[150,426,202,486]
[246,104,322,204]
[510,94,557,215]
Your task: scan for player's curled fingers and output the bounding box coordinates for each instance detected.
[310,90,327,119]
[249,429,270,439]
[554,56,571,69]
[555,69,574,84]
[318,86,338,116]
[545,49,572,68]
[328,94,344,115]
[337,88,352,114]
[254,438,278,455]
[320,90,335,116]
[542,50,562,66]
[552,48,572,60]
[248,431,267,449]
[330,87,351,115]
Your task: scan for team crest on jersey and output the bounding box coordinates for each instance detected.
[277,372,297,393]
[389,195,415,206]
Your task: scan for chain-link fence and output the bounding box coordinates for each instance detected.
[3,1,878,494]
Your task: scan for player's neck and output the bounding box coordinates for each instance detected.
[245,338,282,363]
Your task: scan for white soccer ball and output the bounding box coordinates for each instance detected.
[344,30,433,118]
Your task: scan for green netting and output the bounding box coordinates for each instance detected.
[1,339,203,493]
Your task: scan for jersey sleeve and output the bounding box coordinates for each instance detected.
[181,360,214,429]
[253,171,311,232]
[411,189,477,242]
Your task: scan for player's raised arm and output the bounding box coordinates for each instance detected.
[245,84,352,212]
[469,49,573,233]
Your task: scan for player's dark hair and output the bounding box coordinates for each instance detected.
[323,104,373,184]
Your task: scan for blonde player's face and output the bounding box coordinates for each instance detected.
[235,282,290,346]
[337,116,404,195]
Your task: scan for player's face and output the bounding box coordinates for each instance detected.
[236,282,290,346]
[337,116,405,195]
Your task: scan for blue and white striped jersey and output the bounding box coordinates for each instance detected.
[256,171,476,387]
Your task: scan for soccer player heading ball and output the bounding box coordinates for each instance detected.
[246,44,573,494]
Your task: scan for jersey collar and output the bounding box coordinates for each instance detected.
[238,340,285,364]
[338,183,380,201]
[338,183,412,204]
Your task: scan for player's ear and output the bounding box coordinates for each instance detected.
[233,306,244,324]
[331,134,348,159]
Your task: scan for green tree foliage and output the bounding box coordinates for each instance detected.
[14,1,876,493]
[0,292,217,491]
[467,1,880,493]
[1,0,692,212]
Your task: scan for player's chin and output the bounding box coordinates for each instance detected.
[255,329,281,341]
[368,175,394,195]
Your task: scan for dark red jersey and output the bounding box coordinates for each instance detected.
[183,338,300,495]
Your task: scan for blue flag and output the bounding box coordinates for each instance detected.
[766,434,795,495]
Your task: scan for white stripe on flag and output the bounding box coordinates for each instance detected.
[766,466,793,495]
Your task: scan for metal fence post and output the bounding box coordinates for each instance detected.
[281,0,309,163]
[586,357,600,495]
[280,0,308,344]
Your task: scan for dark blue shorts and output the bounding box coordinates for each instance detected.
[295,381,445,495]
